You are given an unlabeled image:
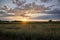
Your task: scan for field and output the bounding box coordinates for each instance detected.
[0,21,60,40]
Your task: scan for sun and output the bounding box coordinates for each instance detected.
[21,18,28,22]
[23,18,27,21]
[21,17,29,24]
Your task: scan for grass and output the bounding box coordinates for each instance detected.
[0,21,60,40]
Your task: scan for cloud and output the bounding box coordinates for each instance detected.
[12,0,26,6]
[44,9,60,14]
[23,2,50,10]
[12,0,18,4]
[40,0,53,3]
[40,0,48,2]
[58,0,60,2]
[0,0,2,3]
[34,14,60,20]
[0,0,2,8]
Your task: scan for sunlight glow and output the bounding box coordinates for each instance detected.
[21,17,28,22]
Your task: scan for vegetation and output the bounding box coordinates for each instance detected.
[0,21,60,40]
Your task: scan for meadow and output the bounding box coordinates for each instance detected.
[0,21,60,40]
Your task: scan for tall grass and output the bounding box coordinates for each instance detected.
[0,22,60,40]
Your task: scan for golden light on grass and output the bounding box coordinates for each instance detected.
[21,17,29,25]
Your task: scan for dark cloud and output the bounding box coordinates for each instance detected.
[45,9,60,14]
[35,0,37,1]
[40,0,52,3]
[34,14,60,20]
[0,0,2,8]
[58,0,60,2]
[0,0,2,2]
[40,0,48,2]
[48,5,55,8]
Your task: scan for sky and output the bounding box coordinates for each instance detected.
[0,0,60,21]
[0,0,60,9]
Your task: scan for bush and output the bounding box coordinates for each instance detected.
[49,20,52,22]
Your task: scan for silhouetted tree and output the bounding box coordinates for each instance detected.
[49,20,52,22]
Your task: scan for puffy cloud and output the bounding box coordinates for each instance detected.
[1,5,10,11]
[12,0,18,4]
[23,2,50,10]
[12,0,26,6]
